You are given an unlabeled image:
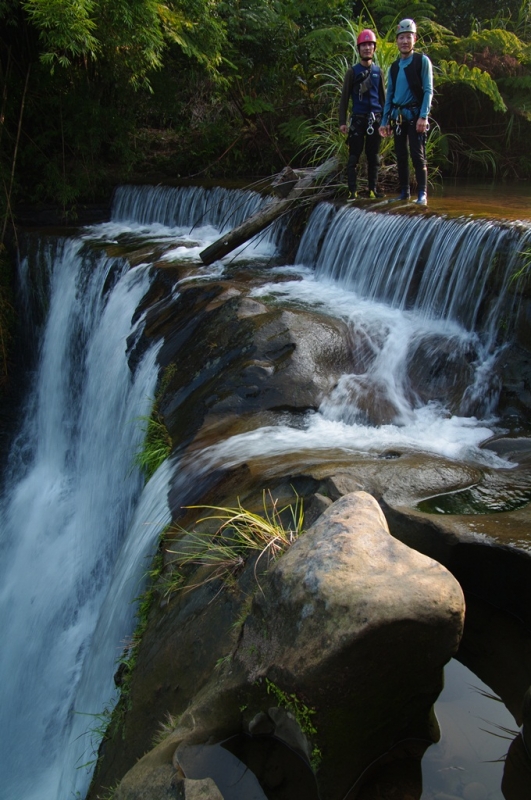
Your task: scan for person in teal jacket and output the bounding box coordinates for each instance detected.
[380,19,433,205]
[339,29,386,200]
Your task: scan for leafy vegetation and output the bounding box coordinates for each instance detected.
[134,365,174,480]
[151,711,181,746]
[265,678,322,769]
[2,0,531,224]
[133,409,172,481]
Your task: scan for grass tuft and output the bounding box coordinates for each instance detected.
[166,492,304,594]
[134,410,172,480]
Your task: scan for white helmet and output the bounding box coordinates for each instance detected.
[396,18,417,35]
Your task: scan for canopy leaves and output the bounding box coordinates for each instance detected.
[22,0,99,68]
[2,0,531,219]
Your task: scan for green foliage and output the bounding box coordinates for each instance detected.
[456,28,531,62]
[4,0,531,202]
[22,0,99,69]
[426,0,525,36]
[134,408,172,481]
[365,0,436,31]
[511,246,531,283]
[74,704,114,771]
[133,366,176,482]
[435,59,507,111]
[265,678,322,768]
[17,0,227,86]
[151,711,181,746]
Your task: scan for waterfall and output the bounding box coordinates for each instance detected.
[272,204,531,424]
[96,184,284,263]
[1,186,529,800]
[111,184,267,230]
[297,203,531,338]
[0,238,169,800]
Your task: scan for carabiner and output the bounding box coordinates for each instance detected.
[395,113,404,136]
[367,112,375,136]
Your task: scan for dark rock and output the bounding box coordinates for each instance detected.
[106,492,464,800]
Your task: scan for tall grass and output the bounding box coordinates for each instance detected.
[166,492,305,594]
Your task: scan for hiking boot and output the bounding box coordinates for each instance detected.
[346,191,358,202]
[398,188,410,201]
[414,191,428,206]
[369,189,385,199]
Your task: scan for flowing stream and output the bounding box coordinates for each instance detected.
[1,185,530,800]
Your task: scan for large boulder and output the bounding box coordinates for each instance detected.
[106,492,464,800]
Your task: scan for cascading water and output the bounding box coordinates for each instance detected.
[2,184,530,800]
[111,184,267,229]
[108,183,283,260]
[0,238,169,800]
[0,183,279,800]
[246,203,531,437]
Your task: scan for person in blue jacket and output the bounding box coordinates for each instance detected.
[339,29,386,200]
[380,18,433,205]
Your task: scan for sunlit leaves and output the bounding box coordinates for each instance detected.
[459,28,531,63]
[436,59,508,111]
[22,0,99,68]
[17,0,227,86]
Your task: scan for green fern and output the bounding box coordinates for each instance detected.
[435,60,507,112]
[461,29,531,63]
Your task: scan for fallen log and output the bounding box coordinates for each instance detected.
[199,158,339,265]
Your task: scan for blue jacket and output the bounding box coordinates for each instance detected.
[382,52,433,125]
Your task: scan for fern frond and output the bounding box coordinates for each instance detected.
[435,60,507,112]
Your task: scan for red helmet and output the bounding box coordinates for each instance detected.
[357,29,377,48]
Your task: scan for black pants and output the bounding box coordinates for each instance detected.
[347,115,381,193]
[393,117,427,194]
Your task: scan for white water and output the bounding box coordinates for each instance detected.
[0,239,169,800]
[0,186,279,800]
[299,203,531,334]
[100,183,281,264]
[91,189,531,470]
[1,186,529,800]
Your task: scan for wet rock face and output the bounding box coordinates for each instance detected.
[106,492,464,800]
[405,333,477,413]
[87,252,531,800]
[138,278,356,448]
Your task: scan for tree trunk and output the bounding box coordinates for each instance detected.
[199,158,339,265]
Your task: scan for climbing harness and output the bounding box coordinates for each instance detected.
[391,104,429,136]
[392,113,403,136]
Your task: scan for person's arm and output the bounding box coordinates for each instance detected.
[380,67,393,136]
[417,54,433,131]
[339,69,353,132]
